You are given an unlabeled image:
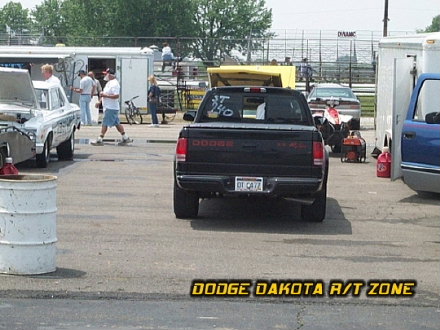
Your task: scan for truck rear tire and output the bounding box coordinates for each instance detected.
[174,180,199,219]
[301,187,327,222]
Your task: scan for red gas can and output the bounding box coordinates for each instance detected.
[376,147,391,178]
[0,157,19,175]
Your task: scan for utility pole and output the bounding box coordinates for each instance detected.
[383,0,389,37]
[246,28,252,64]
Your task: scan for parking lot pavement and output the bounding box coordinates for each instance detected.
[2,118,439,311]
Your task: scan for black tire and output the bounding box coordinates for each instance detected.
[36,137,51,168]
[57,131,75,160]
[331,143,341,153]
[173,180,199,219]
[132,109,143,125]
[125,108,133,125]
[301,186,327,222]
[350,118,361,130]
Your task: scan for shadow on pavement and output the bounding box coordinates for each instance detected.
[16,153,93,175]
[11,268,87,280]
[190,197,352,235]
[399,192,440,205]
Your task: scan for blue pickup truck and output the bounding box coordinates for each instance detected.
[401,73,440,193]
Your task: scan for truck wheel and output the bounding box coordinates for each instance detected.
[57,131,75,160]
[173,180,199,219]
[36,137,51,168]
[301,187,327,222]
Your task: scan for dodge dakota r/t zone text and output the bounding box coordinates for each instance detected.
[174,86,329,222]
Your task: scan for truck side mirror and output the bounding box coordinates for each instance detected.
[183,110,196,122]
[425,112,440,124]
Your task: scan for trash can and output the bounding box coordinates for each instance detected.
[0,175,57,275]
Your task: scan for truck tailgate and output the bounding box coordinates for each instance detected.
[182,124,317,177]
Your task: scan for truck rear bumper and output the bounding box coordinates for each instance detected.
[176,174,324,197]
[402,167,440,194]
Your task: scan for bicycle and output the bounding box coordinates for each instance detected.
[158,91,177,124]
[124,96,143,125]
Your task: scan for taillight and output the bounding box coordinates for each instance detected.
[313,141,325,166]
[176,138,188,162]
[244,87,267,93]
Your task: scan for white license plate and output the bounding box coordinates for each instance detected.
[235,176,263,192]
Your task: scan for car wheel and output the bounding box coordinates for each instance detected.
[173,180,199,219]
[57,131,75,160]
[301,186,327,222]
[36,137,51,168]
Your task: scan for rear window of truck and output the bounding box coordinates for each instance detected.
[199,90,310,125]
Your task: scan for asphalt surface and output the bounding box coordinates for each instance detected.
[0,117,439,329]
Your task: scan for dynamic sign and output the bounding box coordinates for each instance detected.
[338,31,357,38]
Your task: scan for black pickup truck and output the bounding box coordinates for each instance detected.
[174,86,329,222]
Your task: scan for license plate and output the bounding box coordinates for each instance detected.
[235,176,263,192]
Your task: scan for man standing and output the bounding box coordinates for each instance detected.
[300,58,313,92]
[88,71,102,125]
[72,70,94,125]
[92,68,132,146]
[41,64,61,84]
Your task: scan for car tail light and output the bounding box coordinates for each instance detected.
[313,141,325,166]
[176,138,188,162]
[244,87,267,93]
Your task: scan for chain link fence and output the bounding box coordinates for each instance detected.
[0,29,414,86]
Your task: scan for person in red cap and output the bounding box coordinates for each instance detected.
[91,68,132,146]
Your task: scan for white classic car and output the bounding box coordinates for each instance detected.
[0,67,80,167]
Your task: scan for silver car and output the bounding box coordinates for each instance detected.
[307,83,361,130]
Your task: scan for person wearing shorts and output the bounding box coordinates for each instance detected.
[92,68,132,146]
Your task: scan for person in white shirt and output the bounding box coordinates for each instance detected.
[71,70,94,125]
[41,64,61,85]
[92,68,132,146]
[161,42,175,72]
[88,71,102,125]
[162,42,174,61]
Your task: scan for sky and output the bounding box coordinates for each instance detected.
[5,0,440,33]
[265,0,438,32]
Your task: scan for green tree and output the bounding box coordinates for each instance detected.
[29,0,272,60]
[421,15,440,32]
[31,0,198,47]
[192,0,272,62]
[0,2,31,34]
[31,0,66,39]
[58,0,112,46]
